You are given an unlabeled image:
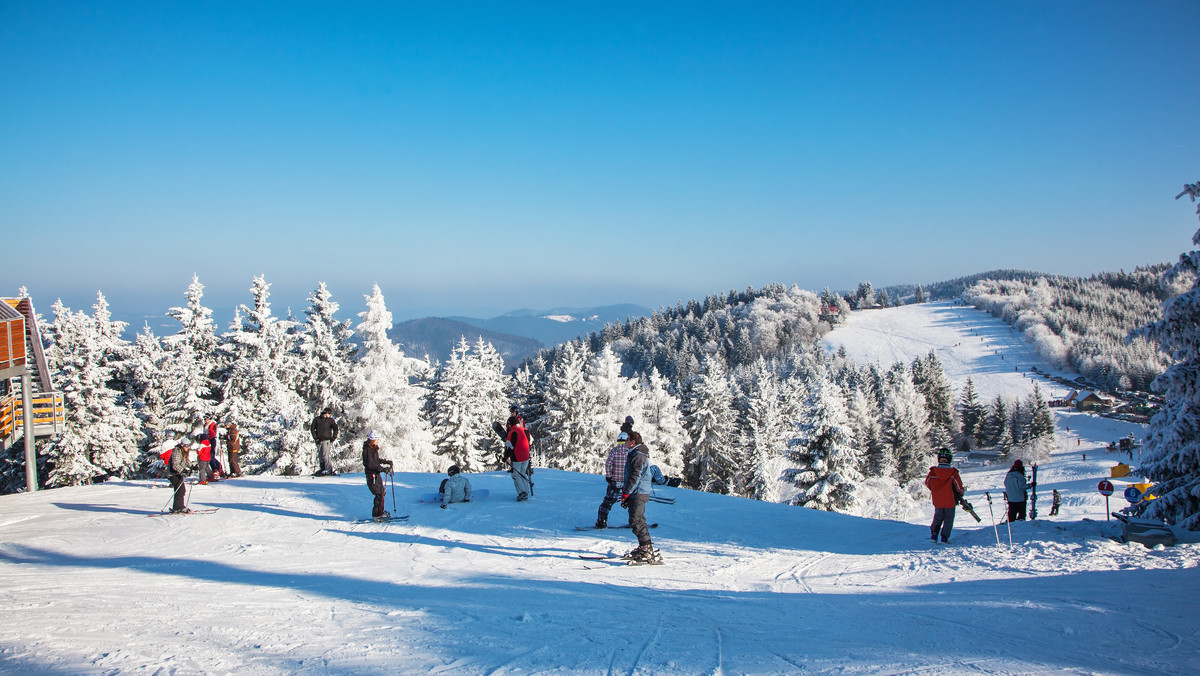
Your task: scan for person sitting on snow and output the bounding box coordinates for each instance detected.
[439,465,472,509]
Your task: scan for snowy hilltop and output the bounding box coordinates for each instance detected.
[1,301,1197,674]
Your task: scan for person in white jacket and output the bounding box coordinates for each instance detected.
[440,465,472,508]
[1004,459,1029,522]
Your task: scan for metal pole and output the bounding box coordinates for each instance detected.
[389,470,396,514]
[985,492,1001,546]
[21,370,35,493]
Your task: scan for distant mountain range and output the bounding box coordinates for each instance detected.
[390,304,652,367]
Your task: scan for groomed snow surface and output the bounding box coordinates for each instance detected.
[2,302,1197,675]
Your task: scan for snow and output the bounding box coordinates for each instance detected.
[543,314,576,323]
[2,301,1198,674]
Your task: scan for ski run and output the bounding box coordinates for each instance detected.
[1,301,1197,674]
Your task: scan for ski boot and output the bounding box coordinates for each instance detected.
[594,518,607,529]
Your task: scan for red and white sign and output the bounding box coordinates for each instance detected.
[1097,480,1114,496]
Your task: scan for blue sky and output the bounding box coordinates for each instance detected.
[3,2,1197,323]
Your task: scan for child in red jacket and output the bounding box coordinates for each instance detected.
[924,449,965,543]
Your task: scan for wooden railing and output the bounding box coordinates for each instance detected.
[0,302,25,373]
[0,391,64,444]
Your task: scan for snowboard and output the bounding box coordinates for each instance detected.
[420,488,489,503]
[575,523,658,531]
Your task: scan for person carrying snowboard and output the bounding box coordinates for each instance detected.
[621,432,659,563]
[506,416,533,502]
[168,437,192,513]
[924,448,965,543]
[439,464,472,508]
[361,431,393,520]
[594,431,631,529]
[1004,459,1029,522]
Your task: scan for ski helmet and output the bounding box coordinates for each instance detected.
[448,464,461,476]
[937,448,953,463]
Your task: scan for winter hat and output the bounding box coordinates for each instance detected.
[322,406,332,415]
[1011,459,1024,472]
[624,416,634,425]
[448,464,461,476]
[937,448,953,463]
[368,430,378,441]
[179,437,192,446]
[617,432,629,441]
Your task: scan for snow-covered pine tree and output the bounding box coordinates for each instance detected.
[880,364,932,485]
[635,367,686,478]
[1018,383,1056,463]
[126,324,171,473]
[294,282,356,421]
[538,341,597,472]
[215,275,307,473]
[958,377,985,448]
[847,384,887,479]
[737,358,793,502]
[1134,182,1200,528]
[40,299,142,486]
[349,285,437,472]
[911,351,957,452]
[579,345,639,472]
[683,356,739,494]
[162,275,219,436]
[429,336,508,471]
[784,371,861,511]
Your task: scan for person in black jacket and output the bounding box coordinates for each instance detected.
[311,407,339,476]
[168,438,192,514]
[361,431,393,520]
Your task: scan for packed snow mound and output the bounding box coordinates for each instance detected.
[0,465,1197,674]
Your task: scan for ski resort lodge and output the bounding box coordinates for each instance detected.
[0,296,64,491]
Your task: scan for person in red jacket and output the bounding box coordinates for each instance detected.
[195,431,213,485]
[506,416,532,501]
[924,448,965,543]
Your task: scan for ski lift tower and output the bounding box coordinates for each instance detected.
[0,296,64,492]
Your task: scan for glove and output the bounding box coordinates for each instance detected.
[620,494,629,509]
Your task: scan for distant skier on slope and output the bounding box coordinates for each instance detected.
[361,431,393,521]
[439,465,472,509]
[621,431,660,563]
[924,448,965,543]
[1004,459,1029,522]
[168,437,193,514]
[594,431,631,529]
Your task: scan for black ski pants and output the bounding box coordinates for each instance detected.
[597,481,621,523]
[1008,500,1027,522]
[169,474,187,512]
[627,494,652,547]
[366,471,386,517]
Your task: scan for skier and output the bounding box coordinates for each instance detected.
[311,406,339,476]
[594,431,631,529]
[924,449,965,543]
[1004,459,1029,522]
[195,431,213,485]
[168,437,192,513]
[223,419,243,477]
[506,416,533,502]
[206,416,223,479]
[621,431,659,562]
[439,465,472,509]
[1050,489,1062,516]
[361,431,393,520]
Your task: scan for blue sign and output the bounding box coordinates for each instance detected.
[1124,486,1142,503]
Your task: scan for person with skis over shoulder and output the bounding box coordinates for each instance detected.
[621,431,659,563]
[594,431,631,529]
[168,437,192,513]
[439,465,472,508]
[361,431,393,520]
[194,429,213,485]
[924,448,965,543]
[223,419,243,477]
[1050,489,1062,516]
[1004,459,1029,522]
[506,413,533,501]
[311,406,339,476]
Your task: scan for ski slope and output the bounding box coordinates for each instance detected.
[0,302,1196,674]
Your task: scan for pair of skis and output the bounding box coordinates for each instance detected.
[575,523,658,531]
[578,551,666,566]
[352,514,409,524]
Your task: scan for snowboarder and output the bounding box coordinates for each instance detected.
[168,438,192,513]
[506,415,533,501]
[311,406,339,476]
[1050,489,1062,516]
[361,431,392,520]
[1004,459,1029,522]
[223,419,243,477]
[439,465,472,508]
[621,431,659,562]
[924,449,965,543]
[594,431,631,528]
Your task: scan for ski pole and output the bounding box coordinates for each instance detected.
[985,492,1001,546]
[162,484,176,512]
[1003,495,1013,548]
[389,470,396,513]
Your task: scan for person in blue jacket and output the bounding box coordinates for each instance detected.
[620,431,659,563]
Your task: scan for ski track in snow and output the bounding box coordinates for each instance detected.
[0,302,1198,674]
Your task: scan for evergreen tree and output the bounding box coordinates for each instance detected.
[126,324,171,471]
[539,341,596,472]
[636,368,687,478]
[683,357,739,494]
[915,285,925,303]
[1019,383,1056,463]
[911,351,957,452]
[978,395,1010,450]
[880,365,931,485]
[162,275,219,436]
[41,299,142,486]
[349,285,437,472]
[738,359,793,502]
[847,385,887,479]
[295,282,356,419]
[958,377,985,448]
[429,337,508,471]
[784,372,862,511]
[1135,182,1200,528]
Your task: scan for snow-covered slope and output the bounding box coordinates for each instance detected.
[1,301,1197,674]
